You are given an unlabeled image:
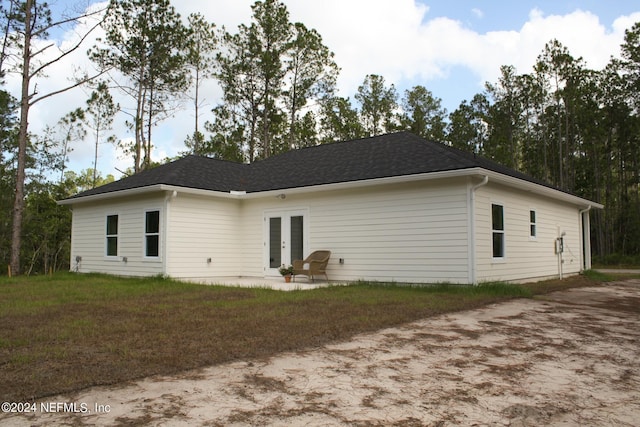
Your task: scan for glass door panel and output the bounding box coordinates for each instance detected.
[269,217,282,268]
[290,215,304,263]
[265,210,308,276]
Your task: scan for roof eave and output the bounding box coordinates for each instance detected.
[57,167,603,209]
[240,168,481,198]
[481,169,603,209]
[242,168,602,209]
[57,184,163,205]
[57,184,244,205]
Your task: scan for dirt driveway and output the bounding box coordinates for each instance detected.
[3,280,639,426]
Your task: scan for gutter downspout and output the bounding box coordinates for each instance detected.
[162,190,178,277]
[469,175,489,285]
[579,205,592,271]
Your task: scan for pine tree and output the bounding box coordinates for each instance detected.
[90,0,189,172]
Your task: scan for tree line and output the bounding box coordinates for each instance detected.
[1,0,639,275]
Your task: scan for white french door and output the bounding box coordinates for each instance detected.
[264,209,308,276]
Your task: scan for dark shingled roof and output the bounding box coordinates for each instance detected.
[64,132,563,200]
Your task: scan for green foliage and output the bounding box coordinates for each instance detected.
[90,0,190,172]
[484,65,523,170]
[581,269,615,282]
[447,31,640,258]
[318,96,365,143]
[284,22,338,148]
[592,253,640,267]
[185,12,217,153]
[351,280,532,298]
[2,2,640,276]
[201,106,246,161]
[21,181,72,275]
[3,0,107,275]
[84,81,118,188]
[354,74,399,136]
[0,93,17,276]
[447,94,488,153]
[399,85,448,141]
[212,0,337,162]
[0,167,113,276]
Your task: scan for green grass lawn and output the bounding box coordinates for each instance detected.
[0,272,601,402]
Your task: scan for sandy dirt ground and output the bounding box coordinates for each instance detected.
[3,280,639,426]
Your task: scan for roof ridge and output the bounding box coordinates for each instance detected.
[250,133,391,166]
[61,132,590,203]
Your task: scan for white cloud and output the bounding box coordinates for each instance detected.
[5,0,639,179]
[613,12,640,39]
[472,8,484,19]
[285,0,432,93]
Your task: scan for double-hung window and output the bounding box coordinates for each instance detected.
[106,214,118,257]
[529,210,537,238]
[492,204,505,258]
[145,210,160,258]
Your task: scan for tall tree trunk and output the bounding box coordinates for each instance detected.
[556,99,563,189]
[288,64,299,149]
[134,80,145,173]
[249,107,258,163]
[93,126,99,187]
[146,81,154,168]
[10,0,34,276]
[194,66,201,153]
[263,75,271,159]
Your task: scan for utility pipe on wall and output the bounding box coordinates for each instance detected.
[162,190,177,277]
[557,229,566,280]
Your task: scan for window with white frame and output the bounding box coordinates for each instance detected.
[106,214,118,256]
[529,210,537,238]
[492,204,505,258]
[145,210,160,257]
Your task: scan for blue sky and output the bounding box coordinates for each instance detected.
[399,1,640,112]
[424,1,632,32]
[8,0,640,177]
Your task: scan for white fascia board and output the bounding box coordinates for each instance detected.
[240,168,602,209]
[480,169,604,209]
[239,168,479,199]
[57,184,166,205]
[160,185,245,199]
[57,170,474,205]
[57,184,238,205]
[58,168,603,209]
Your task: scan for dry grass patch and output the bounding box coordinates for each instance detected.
[0,272,598,401]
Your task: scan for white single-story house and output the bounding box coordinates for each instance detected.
[59,132,603,285]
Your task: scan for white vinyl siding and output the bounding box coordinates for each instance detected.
[312,184,469,283]
[164,193,243,280]
[475,182,582,282]
[70,194,165,277]
[67,174,590,285]
[242,178,471,284]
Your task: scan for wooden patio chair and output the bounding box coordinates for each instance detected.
[292,250,331,282]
